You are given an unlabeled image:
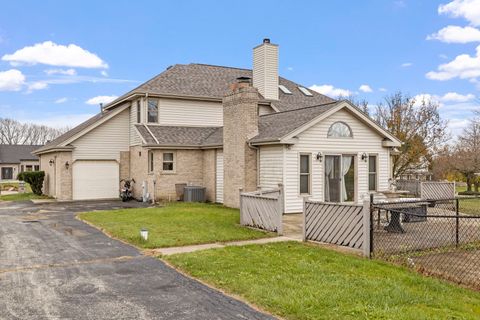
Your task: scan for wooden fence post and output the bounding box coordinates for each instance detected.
[239,188,244,225]
[302,197,307,242]
[362,199,371,258]
[277,183,284,235]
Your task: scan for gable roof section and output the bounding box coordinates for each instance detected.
[104,64,335,112]
[33,104,129,155]
[136,125,222,148]
[254,100,402,146]
[0,144,41,164]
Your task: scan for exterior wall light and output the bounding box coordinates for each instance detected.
[65,161,70,170]
[361,153,368,162]
[49,159,55,166]
[316,152,323,162]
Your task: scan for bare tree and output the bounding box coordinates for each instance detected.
[0,118,69,145]
[374,92,448,178]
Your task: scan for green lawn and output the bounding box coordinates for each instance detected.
[456,185,480,215]
[165,242,480,320]
[78,202,274,248]
[0,192,48,202]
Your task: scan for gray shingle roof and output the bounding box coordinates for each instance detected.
[0,145,41,163]
[250,101,340,143]
[34,108,117,154]
[106,64,335,112]
[135,102,340,148]
[135,125,222,147]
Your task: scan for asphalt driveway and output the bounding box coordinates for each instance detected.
[0,200,274,320]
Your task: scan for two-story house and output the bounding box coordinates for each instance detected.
[34,39,401,212]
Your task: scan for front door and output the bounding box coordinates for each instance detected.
[324,155,355,202]
[1,167,13,180]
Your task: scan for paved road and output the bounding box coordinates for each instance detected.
[0,200,274,320]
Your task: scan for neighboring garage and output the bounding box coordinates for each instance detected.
[72,160,119,200]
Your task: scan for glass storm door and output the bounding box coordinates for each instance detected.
[324,155,355,202]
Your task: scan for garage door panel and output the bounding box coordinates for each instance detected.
[73,161,119,200]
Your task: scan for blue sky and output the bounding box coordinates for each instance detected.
[0,0,479,136]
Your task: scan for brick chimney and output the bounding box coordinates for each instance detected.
[253,38,279,100]
[222,77,259,208]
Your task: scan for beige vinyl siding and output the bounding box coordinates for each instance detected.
[72,109,130,161]
[283,108,390,213]
[130,101,141,146]
[253,43,279,100]
[259,145,283,189]
[158,98,223,127]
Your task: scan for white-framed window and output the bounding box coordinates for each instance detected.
[162,152,174,172]
[369,155,377,191]
[148,150,154,173]
[147,99,158,123]
[299,153,311,195]
[34,165,39,171]
[327,121,353,138]
[136,100,141,123]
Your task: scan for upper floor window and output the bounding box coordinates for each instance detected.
[136,100,141,123]
[147,99,158,123]
[327,121,352,138]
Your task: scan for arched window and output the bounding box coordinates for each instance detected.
[327,121,352,138]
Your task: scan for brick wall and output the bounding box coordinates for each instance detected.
[222,84,259,208]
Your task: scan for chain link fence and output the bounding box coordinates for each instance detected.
[371,197,480,290]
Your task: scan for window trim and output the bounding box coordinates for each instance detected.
[327,121,353,139]
[147,98,158,123]
[136,100,141,123]
[299,153,312,196]
[368,154,378,192]
[161,152,175,173]
[148,150,154,173]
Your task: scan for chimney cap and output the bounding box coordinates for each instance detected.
[263,38,270,44]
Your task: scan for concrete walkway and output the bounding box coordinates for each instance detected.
[154,236,298,256]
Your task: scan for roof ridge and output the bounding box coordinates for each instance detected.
[260,100,339,117]
[189,63,251,71]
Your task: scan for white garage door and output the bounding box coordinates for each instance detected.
[216,150,223,203]
[72,161,119,200]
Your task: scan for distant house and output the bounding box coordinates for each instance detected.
[0,144,41,181]
[34,39,401,212]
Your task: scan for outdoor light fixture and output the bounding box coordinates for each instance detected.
[49,159,55,166]
[65,161,70,170]
[140,228,148,241]
[361,153,368,162]
[316,152,323,162]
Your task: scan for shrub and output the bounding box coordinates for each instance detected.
[17,171,45,195]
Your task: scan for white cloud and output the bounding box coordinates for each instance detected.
[27,81,48,92]
[426,44,480,80]
[286,67,294,71]
[413,93,439,106]
[401,62,413,67]
[359,84,373,93]
[439,53,449,59]
[54,97,68,104]
[427,25,480,43]
[45,68,77,76]
[0,69,26,91]
[440,92,475,102]
[100,70,108,77]
[439,0,480,26]
[85,95,118,105]
[379,87,388,92]
[309,84,351,97]
[2,41,108,68]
